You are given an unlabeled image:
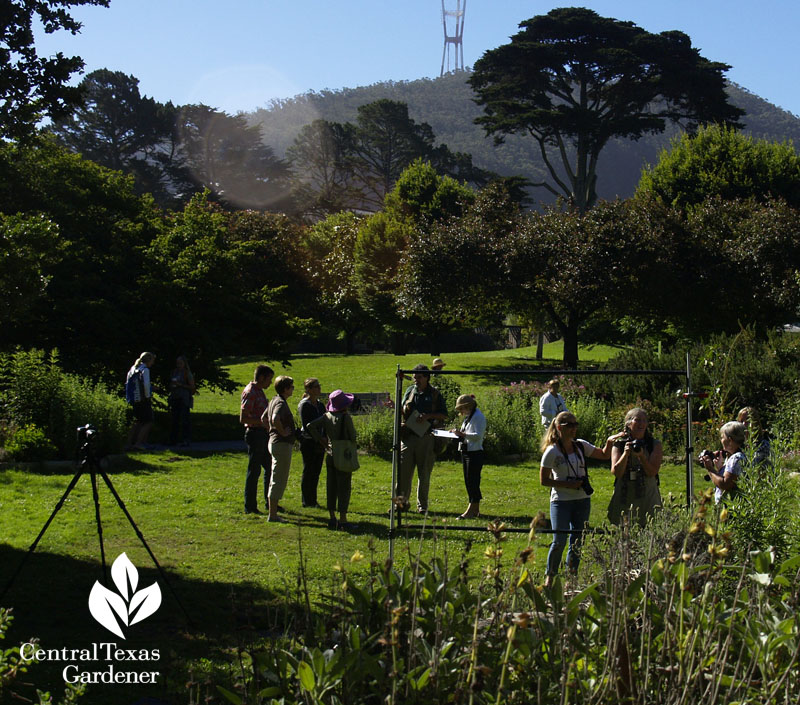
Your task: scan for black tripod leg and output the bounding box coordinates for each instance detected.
[97,467,192,625]
[90,469,108,586]
[0,467,84,602]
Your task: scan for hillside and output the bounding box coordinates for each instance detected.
[248,72,800,205]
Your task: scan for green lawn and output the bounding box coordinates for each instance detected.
[0,441,699,703]
[2,342,655,703]
[191,343,622,434]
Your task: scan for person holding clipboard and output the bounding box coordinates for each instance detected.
[396,364,448,513]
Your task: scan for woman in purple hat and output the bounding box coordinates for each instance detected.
[307,389,359,530]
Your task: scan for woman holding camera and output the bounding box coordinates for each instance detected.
[540,411,622,587]
[699,421,747,504]
[607,408,663,527]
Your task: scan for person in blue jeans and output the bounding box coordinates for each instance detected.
[539,411,623,588]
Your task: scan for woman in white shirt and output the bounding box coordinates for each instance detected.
[540,411,622,587]
[452,394,487,519]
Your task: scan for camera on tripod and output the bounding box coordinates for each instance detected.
[76,424,98,463]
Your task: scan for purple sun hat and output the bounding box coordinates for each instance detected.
[326,389,355,412]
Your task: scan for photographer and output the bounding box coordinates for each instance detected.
[699,421,746,504]
[607,408,663,527]
[540,411,623,588]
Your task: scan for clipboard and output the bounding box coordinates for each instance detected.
[405,409,431,437]
[432,429,459,439]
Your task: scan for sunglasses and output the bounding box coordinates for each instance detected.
[559,421,579,428]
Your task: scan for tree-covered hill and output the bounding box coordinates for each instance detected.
[248,72,800,205]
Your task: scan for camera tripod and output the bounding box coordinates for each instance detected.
[1,427,189,624]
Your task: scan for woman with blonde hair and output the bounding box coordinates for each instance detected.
[125,351,156,451]
[607,408,663,527]
[540,411,622,587]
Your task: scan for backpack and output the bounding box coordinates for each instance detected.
[125,368,144,404]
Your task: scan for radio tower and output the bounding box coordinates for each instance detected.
[440,0,465,76]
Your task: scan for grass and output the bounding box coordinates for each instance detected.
[188,343,622,439]
[0,441,699,703]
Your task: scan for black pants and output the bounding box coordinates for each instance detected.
[461,449,484,503]
[300,439,325,506]
[244,427,271,512]
[326,455,352,515]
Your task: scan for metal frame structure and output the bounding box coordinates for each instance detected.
[440,0,466,75]
[388,357,698,559]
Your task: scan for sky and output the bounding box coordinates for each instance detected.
[33,0,800,118]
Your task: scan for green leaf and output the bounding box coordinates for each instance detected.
[416,667,431,690]
[750,549,774,574]
[626,573,647,600]
[298,661,315,692]
[215,686,243,705]
[778,554,800,575]
[256,687,282,698]
[567,582,600,611]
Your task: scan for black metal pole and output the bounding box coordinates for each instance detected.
[389,365,404,561]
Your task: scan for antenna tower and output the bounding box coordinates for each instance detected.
[440,0,465,76]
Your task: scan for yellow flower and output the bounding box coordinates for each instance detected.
[350,550,364,563]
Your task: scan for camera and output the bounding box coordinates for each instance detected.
[76,423,97,446]
[580,475,594,496]
[76,424,98,465]
[614,432,644,453]
[698,449,725,481]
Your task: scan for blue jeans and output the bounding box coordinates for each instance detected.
[546,498,591,576]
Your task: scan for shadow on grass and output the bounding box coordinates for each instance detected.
[0,543,293,705]
[149,411,242,445]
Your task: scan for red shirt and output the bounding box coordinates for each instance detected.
[241,382,268,428]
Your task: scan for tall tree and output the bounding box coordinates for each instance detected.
[286,119,360,219]
[349,99,437,209]
[175,105,296,212]
[48,69,177,201]
[0,0,109,139]
[301,211,371,353]
[469,7,744,213]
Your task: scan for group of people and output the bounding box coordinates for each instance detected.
[125,352,196,451]
[396,363,488,520]
[539,393,765,587]
[129,354,763,585]
[240,366,359,529]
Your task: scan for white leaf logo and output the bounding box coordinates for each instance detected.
[111,551,138,600]
[88,553,162,638]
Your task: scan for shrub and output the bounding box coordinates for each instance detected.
[211,514,800,705]
[3,424,57,462]
[353,407,394,456]
[594,331,800,426]
[480,387,540,458]
[0,349,128,459]
[726,447,800,563]
[569,394,609,448]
